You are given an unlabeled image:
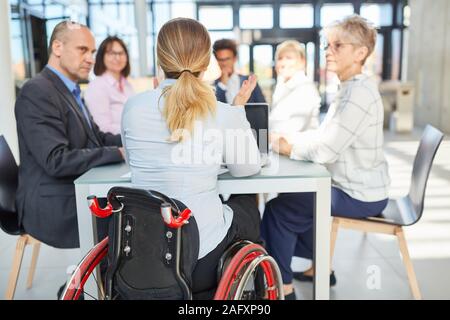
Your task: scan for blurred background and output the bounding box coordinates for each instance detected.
[1,0,450,300]
[6,0,410,110]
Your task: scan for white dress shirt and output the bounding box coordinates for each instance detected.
[217,72,241,104]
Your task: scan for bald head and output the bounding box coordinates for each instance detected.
[49,21,89,55]
[47,21,96,82]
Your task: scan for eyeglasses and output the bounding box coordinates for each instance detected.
[106,50,126,58]
[321,42,356,53]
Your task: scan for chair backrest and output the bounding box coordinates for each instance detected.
[0,135,18,213]
[407,125,444,222]
[104,187,199,300]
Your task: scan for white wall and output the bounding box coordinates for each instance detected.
[407,0,450,133]
[0,0,19,161]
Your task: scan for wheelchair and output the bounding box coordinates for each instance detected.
[60,187,284,300]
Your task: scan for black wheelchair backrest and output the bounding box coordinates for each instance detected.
[104,187,199,300]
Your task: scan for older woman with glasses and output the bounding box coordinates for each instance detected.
[262,15,391,299]
[85,36,135,134]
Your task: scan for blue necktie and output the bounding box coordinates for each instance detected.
[72,85,92,129]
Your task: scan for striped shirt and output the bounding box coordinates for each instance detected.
[288,73,390,202]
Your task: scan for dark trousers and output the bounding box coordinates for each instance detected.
[192,194,261,299]
[261,187,388,284]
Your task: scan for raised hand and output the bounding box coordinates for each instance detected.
[232,74,257,106]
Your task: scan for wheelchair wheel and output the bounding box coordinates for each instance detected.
[214,243,284,300]
[60,237,109,300]
[61,239,284,300]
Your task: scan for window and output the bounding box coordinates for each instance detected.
[171,2,195,19]
[320,3,354,27]
[90,6,107,35]
[238,44,250,75]
[306,42,315,82]
[44,4,64,19]
[199,6,233,30]
[239,5,273,29]
[154,2,171,31]
[253,45,273,102]
[146,34,154,76]
[360,4,393,27]
[209,31,236,45]
[391,30,401,80]
[364,34,384,80]
[46,19,64,45]
[118,3,135,27]
[11,19,26,80]
[280,4,314,29]
[403,5,411,27]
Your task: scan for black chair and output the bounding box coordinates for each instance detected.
[330,125,444,300]
[0,135,41,299]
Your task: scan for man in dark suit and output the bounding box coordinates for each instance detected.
[15,21,125,249]
[213,39,266,104]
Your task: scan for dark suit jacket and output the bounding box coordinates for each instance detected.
[14,67,123,248]
[214,74,266,104]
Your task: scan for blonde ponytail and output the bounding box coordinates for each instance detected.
[157,18,217,142]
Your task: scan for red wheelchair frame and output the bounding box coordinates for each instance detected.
[61,192,284,300]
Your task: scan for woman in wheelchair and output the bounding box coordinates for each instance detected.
[60,18,283,300]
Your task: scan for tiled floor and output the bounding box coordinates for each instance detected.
[1,127,449,300]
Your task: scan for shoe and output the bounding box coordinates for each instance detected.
[293,270,337,287]
[284,291,297,300]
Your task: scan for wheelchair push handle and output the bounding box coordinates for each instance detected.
[160,202,192,229]
[87,196,122,218]
[86,194,190,227]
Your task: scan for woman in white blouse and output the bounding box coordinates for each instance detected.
[262,15,391,300]
[121,18,262,299]
[270,40,321,134]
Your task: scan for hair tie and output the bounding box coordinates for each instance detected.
[179,69,193,75]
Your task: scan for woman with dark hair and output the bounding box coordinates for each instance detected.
[85,36,135,134]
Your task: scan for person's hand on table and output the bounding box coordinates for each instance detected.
[271,134,293,156]
[269,132,282,144]
[232,74,257,106]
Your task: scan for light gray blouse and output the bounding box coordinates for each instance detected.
[121,79,261,258]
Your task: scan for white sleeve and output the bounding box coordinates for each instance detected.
[290,86,375,164]
[218,103,261,177]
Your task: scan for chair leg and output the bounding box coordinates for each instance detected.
[26,239,41,289]
[330,218,340,263]
[395,228,422,300]
[5,235,28,300]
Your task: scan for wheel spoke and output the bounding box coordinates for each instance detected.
[92,272,105,299]
[81,289,98,300]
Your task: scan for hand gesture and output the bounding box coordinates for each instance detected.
[232,74,257,106]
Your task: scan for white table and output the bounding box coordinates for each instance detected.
[74,155,331,300]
